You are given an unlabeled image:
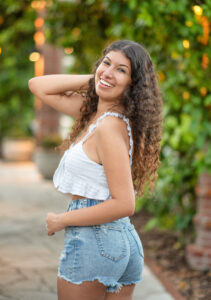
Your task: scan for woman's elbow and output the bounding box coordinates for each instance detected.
[28,78,36,94]
[128,204,135,217]
[122,199,135,217]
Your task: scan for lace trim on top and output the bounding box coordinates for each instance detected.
[78,112,133,165]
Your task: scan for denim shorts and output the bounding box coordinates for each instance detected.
[58,198,144,293]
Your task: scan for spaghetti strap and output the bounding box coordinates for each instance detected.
[81,112,133,166]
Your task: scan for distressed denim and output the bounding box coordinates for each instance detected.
[58,198,144,293]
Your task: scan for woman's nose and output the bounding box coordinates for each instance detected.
[103,66,113,78]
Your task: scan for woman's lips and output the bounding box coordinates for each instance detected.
[99,79,114,89]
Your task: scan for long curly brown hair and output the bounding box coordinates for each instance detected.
[62,40,163,197]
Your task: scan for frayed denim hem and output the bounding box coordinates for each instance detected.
[107,277,143,293]
[120,277,143,285]
[58,271,143,293]
[58,272,122,293]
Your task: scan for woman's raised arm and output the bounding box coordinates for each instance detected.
[28,74,93,118]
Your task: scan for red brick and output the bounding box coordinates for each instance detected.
[194,215,211,229]
[186,244,203,256]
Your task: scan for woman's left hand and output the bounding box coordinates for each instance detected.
[46,212,65,236]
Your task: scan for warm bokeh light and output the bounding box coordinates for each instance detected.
[186,21,192,27]
[200,87,207,97]
[31,0,52,10]
[29,51,41,62]
[33,31,45,46]
[183,40,190,49]
[0,47,2,55]
[183,91,190,100]
[198,16,210,45]
[31,0,46,10]
[202,53,209,69]
[192,5,203,16]
[35,55,44,77]
[0,16,4,25]
[157,71,165,81]
[34,17,44,28]
[64,47,74,54]
[34,54,44,110]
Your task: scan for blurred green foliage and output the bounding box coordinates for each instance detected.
[0,0,210,239]
[45,0,211,238]
[41,135,63,149]
[0,1,36,139]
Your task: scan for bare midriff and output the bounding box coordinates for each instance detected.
[72,194,87,200]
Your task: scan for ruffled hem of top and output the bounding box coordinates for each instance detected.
[54,178,111,201]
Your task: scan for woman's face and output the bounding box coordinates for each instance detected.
[95,50,132,102]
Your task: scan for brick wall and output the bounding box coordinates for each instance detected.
[186,172,211,270]
[35,44,63,146]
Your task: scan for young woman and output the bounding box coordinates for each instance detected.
[29,40,163,300]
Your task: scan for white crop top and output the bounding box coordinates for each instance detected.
[53,112,133,200]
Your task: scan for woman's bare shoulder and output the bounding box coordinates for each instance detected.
[96,115,129,145]
[95,115,131,167]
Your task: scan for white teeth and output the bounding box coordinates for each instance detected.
[100,79,112,87]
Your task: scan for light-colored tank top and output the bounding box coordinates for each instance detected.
[53,112,133,200]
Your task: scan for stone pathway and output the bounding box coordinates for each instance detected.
[0,160,175,299]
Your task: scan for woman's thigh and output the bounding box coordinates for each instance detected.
[58,277,135,300]
[57,277,106,300]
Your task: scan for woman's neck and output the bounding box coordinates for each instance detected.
[95,100,124,118]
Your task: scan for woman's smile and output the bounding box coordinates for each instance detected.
[99,78,114,88]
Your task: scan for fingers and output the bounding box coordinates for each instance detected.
[46,212,64,235]
[48,231,55,236]
[46,219,55,236]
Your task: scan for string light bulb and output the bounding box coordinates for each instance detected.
[192,5,203,16]
[34,17,44,28]
[33,32,45,46]
[29,51,40,62]
[183,40,190,49]
[64,47,74,55]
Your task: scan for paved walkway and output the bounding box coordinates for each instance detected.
[0,160,175,300]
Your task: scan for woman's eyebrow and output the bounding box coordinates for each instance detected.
[105,56,111,61]
[119,64,129,69]
[105,56,129,69]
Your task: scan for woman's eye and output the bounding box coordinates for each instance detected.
[118,68,126,73]
[103,60,110,65]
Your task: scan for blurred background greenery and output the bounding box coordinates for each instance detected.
[0,0,210,242]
